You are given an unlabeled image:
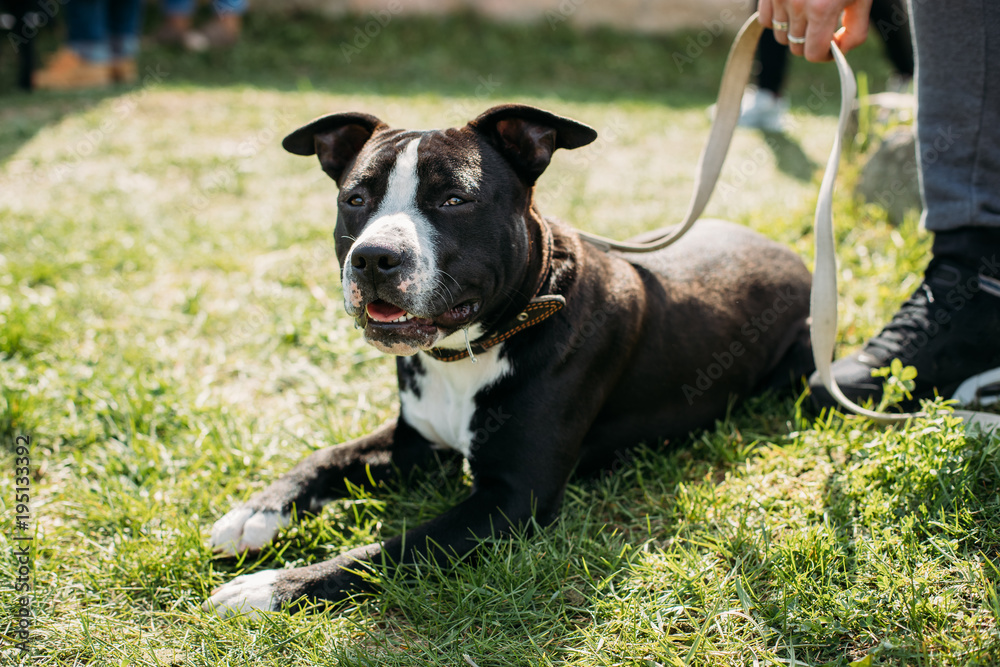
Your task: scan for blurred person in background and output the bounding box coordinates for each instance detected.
[33,0,142,89]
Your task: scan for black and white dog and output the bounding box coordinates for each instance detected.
[203,104,812,617]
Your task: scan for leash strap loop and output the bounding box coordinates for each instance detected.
[815,44,1000,430]
[576,15,764,254]
[579,12,1000,433]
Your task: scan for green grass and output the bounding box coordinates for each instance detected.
[2,10,999,666]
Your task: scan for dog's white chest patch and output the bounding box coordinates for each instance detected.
[400,346,511,458]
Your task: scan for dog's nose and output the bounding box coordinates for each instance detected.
[351,243,404,277]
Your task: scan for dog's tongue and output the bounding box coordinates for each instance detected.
[366,300,408,323]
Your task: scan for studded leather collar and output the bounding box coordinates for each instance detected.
[426,219,565,362]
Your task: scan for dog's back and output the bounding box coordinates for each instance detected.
[571,218,812,469]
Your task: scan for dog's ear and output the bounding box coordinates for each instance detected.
[469,104,597,184]
[282,112,386,186]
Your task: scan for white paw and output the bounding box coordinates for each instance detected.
[210,507,290,556]
[203,570,280,619]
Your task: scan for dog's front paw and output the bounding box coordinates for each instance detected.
[203,570,282,619]
[210,507,290,556]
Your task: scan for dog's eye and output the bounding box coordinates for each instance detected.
[346,195,365,207]
[442,196,466,207]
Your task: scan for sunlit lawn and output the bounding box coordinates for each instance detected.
[2,10,998,666]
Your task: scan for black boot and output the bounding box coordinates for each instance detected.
[809,227,1000,410]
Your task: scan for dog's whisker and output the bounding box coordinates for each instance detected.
[439,269,462,291]
[431,278,456,307]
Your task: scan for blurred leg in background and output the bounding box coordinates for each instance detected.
[868,0,913,88]
[740,24,790,132]
[107,0,142,82]
[154,0,245,52]
[34,0,143,90]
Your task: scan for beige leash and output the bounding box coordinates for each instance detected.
[576,15,764,254]
[579,12,1000,433]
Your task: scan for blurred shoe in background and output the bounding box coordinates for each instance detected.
[33,47,111,89]
[34,0,143,91]
[738,86,787,132]
[154,0,244,52]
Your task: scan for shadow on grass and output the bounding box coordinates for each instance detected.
[763,130,819,182]
[796,406,1000,665]
[0,26,122,164]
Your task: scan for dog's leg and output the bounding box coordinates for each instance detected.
[203,422,585,618]
[209,418,442,555]
[205,474,563,617]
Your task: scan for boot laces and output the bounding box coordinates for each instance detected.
[865,260,963,358]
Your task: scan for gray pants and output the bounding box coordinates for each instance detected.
[910,0,1000,231]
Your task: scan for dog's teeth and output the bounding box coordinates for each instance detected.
[391,313,413,323]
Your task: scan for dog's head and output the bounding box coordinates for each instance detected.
[283,104,597,356]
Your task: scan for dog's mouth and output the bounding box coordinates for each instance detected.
[364,299,480,327]
[360,298,481,354]
[365,300,432,326]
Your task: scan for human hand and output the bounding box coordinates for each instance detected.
[758,0,874,62]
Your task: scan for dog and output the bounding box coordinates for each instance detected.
[203,104,813,617]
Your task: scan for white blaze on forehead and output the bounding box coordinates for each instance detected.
[376,137,422,216]
[342,137,439,315]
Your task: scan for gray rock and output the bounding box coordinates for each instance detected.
[856,127,921,225]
